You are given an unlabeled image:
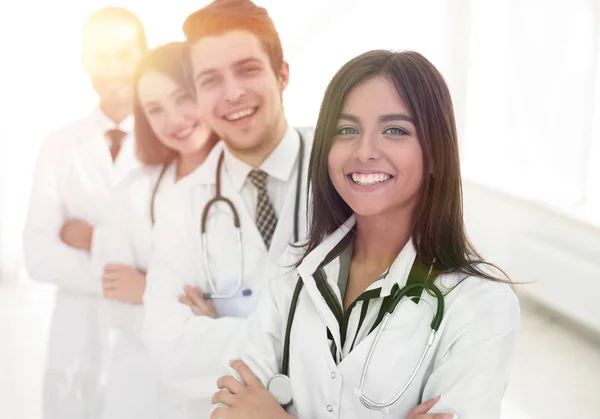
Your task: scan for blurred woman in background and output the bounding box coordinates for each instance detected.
[91,41,219,419]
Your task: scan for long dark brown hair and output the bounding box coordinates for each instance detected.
[303,50,508,283]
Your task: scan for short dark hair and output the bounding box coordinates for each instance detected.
[83,6,147,51]
[304,50,508,284]
[183,0,283,73]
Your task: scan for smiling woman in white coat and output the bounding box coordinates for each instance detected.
[212,50,520,419]
[22,8,147,419]
[90,42,219,419]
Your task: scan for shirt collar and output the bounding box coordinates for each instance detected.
[260,125,300,182]
[298,215,418,298]
[223,125,300,192]
[93,107,134,135]
[298,216,356,279]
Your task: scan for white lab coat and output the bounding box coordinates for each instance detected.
[22,108,139,419]
[223,215,521,419]
[142,127,313,414]
[91,162,201,419]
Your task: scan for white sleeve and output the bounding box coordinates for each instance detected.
[22,135,100,296]
[218,247,302,390]
[88,179,140,331]
[208,266,291,415]
[222,273,289,386]
[142,185,245,400]
[422,283,520,419]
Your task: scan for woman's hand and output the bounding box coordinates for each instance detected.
[178,284,217,318]
[210,360,293,419]
[102,264,146,304]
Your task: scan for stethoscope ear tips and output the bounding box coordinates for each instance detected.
[242,289,252,296]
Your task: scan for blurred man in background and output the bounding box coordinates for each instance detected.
[22,7,146,419]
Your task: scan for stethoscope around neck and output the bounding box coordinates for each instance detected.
[198,130,305,300]
[267,257,445,412]
[148,162,244,298]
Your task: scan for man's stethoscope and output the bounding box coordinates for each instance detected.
[267,258,445,412]
[199,130,305,300]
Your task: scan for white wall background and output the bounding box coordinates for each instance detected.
[1,0,600,334]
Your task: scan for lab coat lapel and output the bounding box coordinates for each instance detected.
[267,141,309,262]
[297,216,356,276]
[78,110,139,189]
[268,178,296,262]
[296,216,357,354]
[111,136,140,186]
[71,129,112,196]
[298,271,343,352]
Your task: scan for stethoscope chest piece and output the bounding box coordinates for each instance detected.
[268,374,293,407]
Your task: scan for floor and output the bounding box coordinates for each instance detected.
[1,278,599,419]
